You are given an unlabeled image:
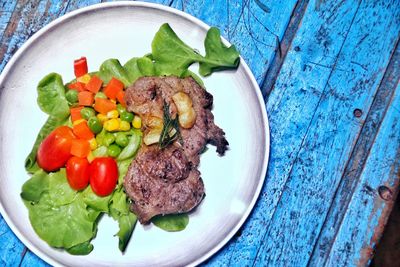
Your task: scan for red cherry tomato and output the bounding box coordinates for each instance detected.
[66,157,90,190]
[37,126,75,172]
[90,157,118,196]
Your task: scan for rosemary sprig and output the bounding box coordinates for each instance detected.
[159,101,182,149]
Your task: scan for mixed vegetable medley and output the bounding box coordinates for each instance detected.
[20,23,239,255]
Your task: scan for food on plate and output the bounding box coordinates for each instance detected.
[123,76,228,223]
[20,23,239,255]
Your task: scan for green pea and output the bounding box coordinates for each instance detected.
[120,112,134,123]
[95,92,107,99]
[117,104,126,114]
[66,90,78,104]
[115,133,129,147]
[88,117,103,134]
[104,133,115,146]
[80,107,96,120]
[107,144,121,157]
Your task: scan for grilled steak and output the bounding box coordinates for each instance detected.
[123,76,228,224]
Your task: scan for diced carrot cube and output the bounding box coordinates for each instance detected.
[103,78,124,100]
[78,91,94,106]
[68,82,85,92]
[116,90,126,107]
[94,98,117,114]
[70,139,91,158]
[85,75,103,93]
[70,107,83,122]
[73,121,94,140]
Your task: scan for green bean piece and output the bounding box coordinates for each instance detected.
[65,90,78,104]
[88,117,103,134]
[80,107,96,120]
[117,104,126,115]
[107,144,121,157]
[104,133,115,146]
[95,92,107,99]
[115,133,129,147]
[120,112,134,123]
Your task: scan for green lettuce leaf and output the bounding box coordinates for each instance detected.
[25,193,94,248]
[66,241,94,255]
[151,23,239,77]
[109,187,137,252]
[98,59,130,86]
[21,170,49,202]
[152,214,189,232]
[48,169,77,206]
[123,57,142,84]
[37,73,70,118]
[199,27,240,76]
[116,213,136,252]
[152,23,203,76]
[82,186,111,213]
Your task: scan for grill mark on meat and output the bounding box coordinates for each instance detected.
[123,76,228,224]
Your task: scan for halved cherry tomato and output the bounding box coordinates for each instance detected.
[66,157,90,190]
[37,126,75,172]
[89,157,118,196]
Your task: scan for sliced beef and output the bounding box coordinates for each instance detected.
[125,76,229,163]
[123,76,228,224]
[124,145,204,224]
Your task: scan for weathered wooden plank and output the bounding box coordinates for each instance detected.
[0,214,25,266]
[0,0,299,266]
[0,0,18,41]
[183,0,298,85]
[261,0,309,98]
[254,0,400,265]
[309,40,400,266]
[325,81,400,266]
[20,248,47,267]
[221,0,362,265]
[0,0,73,71]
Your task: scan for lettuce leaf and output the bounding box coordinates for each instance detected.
[199,27,240,76]
[152,214,189,232]
[151,23,239,77]
[37,73,70,118]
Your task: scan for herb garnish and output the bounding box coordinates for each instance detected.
[159,101,182,149]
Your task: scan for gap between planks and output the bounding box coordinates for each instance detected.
[308,35,400,266]
[260,0,309,99]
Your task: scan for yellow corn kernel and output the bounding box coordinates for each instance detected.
[77,73,91,84]
[97,114,108,124]
[119,120,131,131]
[73,119,86,126]
[87,151,95,163]
[132,116,142,129]
[104,118,120,132]
[89,138,97,150]
[107,110,119,119]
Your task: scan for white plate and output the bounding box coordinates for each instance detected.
[0,2,269,266]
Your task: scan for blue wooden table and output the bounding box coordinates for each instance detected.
[1,0,399,266]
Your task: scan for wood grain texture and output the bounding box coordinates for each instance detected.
[309,39,400,266]
[0,0,399,266]
[0,0,17,41]
[327,82,400,266]
[221,0,363,265]
[172,0,299,85]
[0,0,297,266]
[255,0,400,265]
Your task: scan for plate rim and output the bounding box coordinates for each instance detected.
[0,1,270,266]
